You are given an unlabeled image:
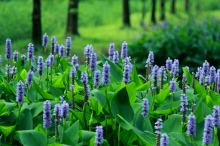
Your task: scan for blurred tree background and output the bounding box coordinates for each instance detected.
[0,0,220,65]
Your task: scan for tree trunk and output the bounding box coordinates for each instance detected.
[140,0,147,26]
[196,0,199,13]
[32,0,42,45]
[185,0,189,12]
[171,0,175,14]
[66,0,79,35]
[151,0,156,24]
[123,0,131,27]
[160,0,165,20]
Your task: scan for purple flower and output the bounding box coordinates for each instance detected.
[42,33,49,46]
[202,115,214,145]
[141,98,149,117]
[160,133,169,146]
[49,54,54,64]
[84,45,93,55]
[155,118,163,134]
[13,51,18,62]
[94,125,103,146]
[152,65,159,89]
[72,55,79,70]
[60,96,64,103]
[25,70,34,88]
[166,58,172,71]
[66,37,71,56]
[51,36,56,43]
[121,41,128,59]
[61,101,69,119]
[54,104,61,122]
[109,43,115,61]
[54,43,60,53]
[16,81,24,103]
[169,80,176,92]
[180,93,188,111]
[21,54,26,66]
[43,100,52,128]
[0,55,2,63]
[102,61,110,85]
[45,58,51,67]
[173,59,179,72]
[148,51,154,66]
[31,56,36,72]
[59,45,65,57]
[203,61,210,76]
[216,33,219,41]
[123,65,131,84]
[171,64,177,79]
[94,70,101,87]
[199,71,204,86]
[210,66,216,82]
[113,51,119,64]
[217,70,220,89]
[205,76,210,88]
[5,38,12,60]
[187,113,196,137]
[89,53,97,71]
[27,43,34,60]
[212,106,220,127]
[11,66,17,75]
[70,66,76,87]
[81,71,88,84]
[159,66,167,81]
[37,56,44,76]
[124,57,132,73]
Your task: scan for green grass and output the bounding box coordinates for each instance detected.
[0,0,220,64]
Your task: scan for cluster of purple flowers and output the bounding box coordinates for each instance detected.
[141,98,149,117]
[27,43,34,60]
[121,41,128,59]
[94,70,101,87]
[43,101,52,128]
[16,81,24,103]
[5,38,12,60]
[152,65,159,89]
[13,51,18,62]
[202,115,214,145]
[102,62,110,85]
[94,125,103,146]
[187,113,196,137]
[108,43,115,61]
[25,70,34,88]
[37,56,44,76]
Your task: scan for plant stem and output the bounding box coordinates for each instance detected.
[47,67,49,92]
[83,103,87,129]
[7,60,9,83]
[118,125,121,146]
[27,84,30,103]
[143,116,146,132]
[51,63,52,85]
[89,110,93,131]
[170,92,173,116]
[105,115,108,135]
[46,128,48,145]
[60,118,66,143]
[214,126,217,146]
[150,89,155,111]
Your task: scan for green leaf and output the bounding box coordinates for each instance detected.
[131,63,142,87]
[155,88,170,103]
[50,85,64,97]
[18,102,33,130]
[91,89,106,107]
[65,120,80,145]
[169,132,193,146]
[17,130,46,146]
[99,52,123,82]
[136,82,150,91]
[29,102,43,117]
[34,124,46,136]
[1,77,16,95]
[120,130,138,146]
[162,114,182,133]
[0,124,16,137]
[78,130,95,143]
[0,102,9,116]
[111,87,134,130]
[193,99,204,124]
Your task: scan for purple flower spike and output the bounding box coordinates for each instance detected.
[16,81,24,103]
[84,45,93,55]
[54,104,61,121]
[217,70,220,89]
[180,93,188,111]
[54,43,60,53]
[102,61,110,85]
[169,80,176,92]
[187,113,196,137]
[205,76,210,88]
[72,55,78,65]
[89,53,97,71]
[94,70,101,87]
[109,43,115,61]
[160,133,169,146]
[174,59,179,72]
[121,41,128,59]
[51,36,56,43]
[42,33,49,46]
[49,54,54,64]
[66,37,71,56]
[21,54,26,66]
[61,101,69,119]
[166,58,172,71]
[216,34,219,41]
[0,55,2,63]
[43,100,52,128]
[5,38,12,60]
[59,45,65,57]
[159,66,167,81]
[202,115,214,145]
[13,51,18,62]
[199,71,204,86]
[210,66,216,83]
[212,106,220,127]
[123,65,131,84]
[113,51,119,64]
[27,43,34,60]
[148,51,154,65]
[11,66,17,75]
[45,58,51,67]
[94,125,104,146]
[37,56,44,76]
[152,65,159,89]
[141,98,149,117]
[81,71,88,84]
[203,60,210,76]
[25,70,34,88]
[155,118,163,134]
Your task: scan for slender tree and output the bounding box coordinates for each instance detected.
[66,0,79,35]
[32,0,42,45]
[140,0,147,26]
[123,0,131,27]
[151,0,156,24]
[185,0,189,12]
[196,0,200,13]
[160,0,165,20]
[171,0,175,14]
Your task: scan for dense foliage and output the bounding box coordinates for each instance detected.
[129,18,220,75]
[1,33,220,146]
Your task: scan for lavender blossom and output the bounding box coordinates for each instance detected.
[5,38,12,60]
[42,33,49,46]
[216,34,219,41]
[94,125,104,146]
[89,53,97,71]
[202,115,214,145]
[187,113,196,137]
[109,43,115,61]
[160,133,169,146]
[203,61,210,76]
[43,100,52,128]
[166,58,172,71]
[171,64,177,79]
[11,66,17,75]
[199,71,204,86]
[21,54,26,66]
[45,58,51,67]
[113,51,119,64]
[31,56,36,72]
[66,37,71,56]
[54,43,60,53]
[205,76,210,89]
[169,80,176,92]
[148,51,154,65]
[102,61,110,85]
[174,59,179,72]
[70,66,76,87]
[60,96,64,103]
[72,55,79,70]
[196,67,202,80]
[217,70,220,89]
[121,41,128,59]
[51,36,56,43]
[49,54,54,64]
[16,81,24,103]
[13,51,18,62]
[59,45,65,57]
[27,43,34,60]
[25,70,34,88]
[94,70,101,87]
[84,45,93,55]
[81,71,88,84]
[180,93,188,122]
[60,101,69,119]
[152,65,159,89]
[141,98,149,117]
[212,106,220,127]
[37,56,44,76]
[54,104,61,136]
[123,65,131,84]
[210,66,216,83]
[159,66,167,81]
[155,118,163,146]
